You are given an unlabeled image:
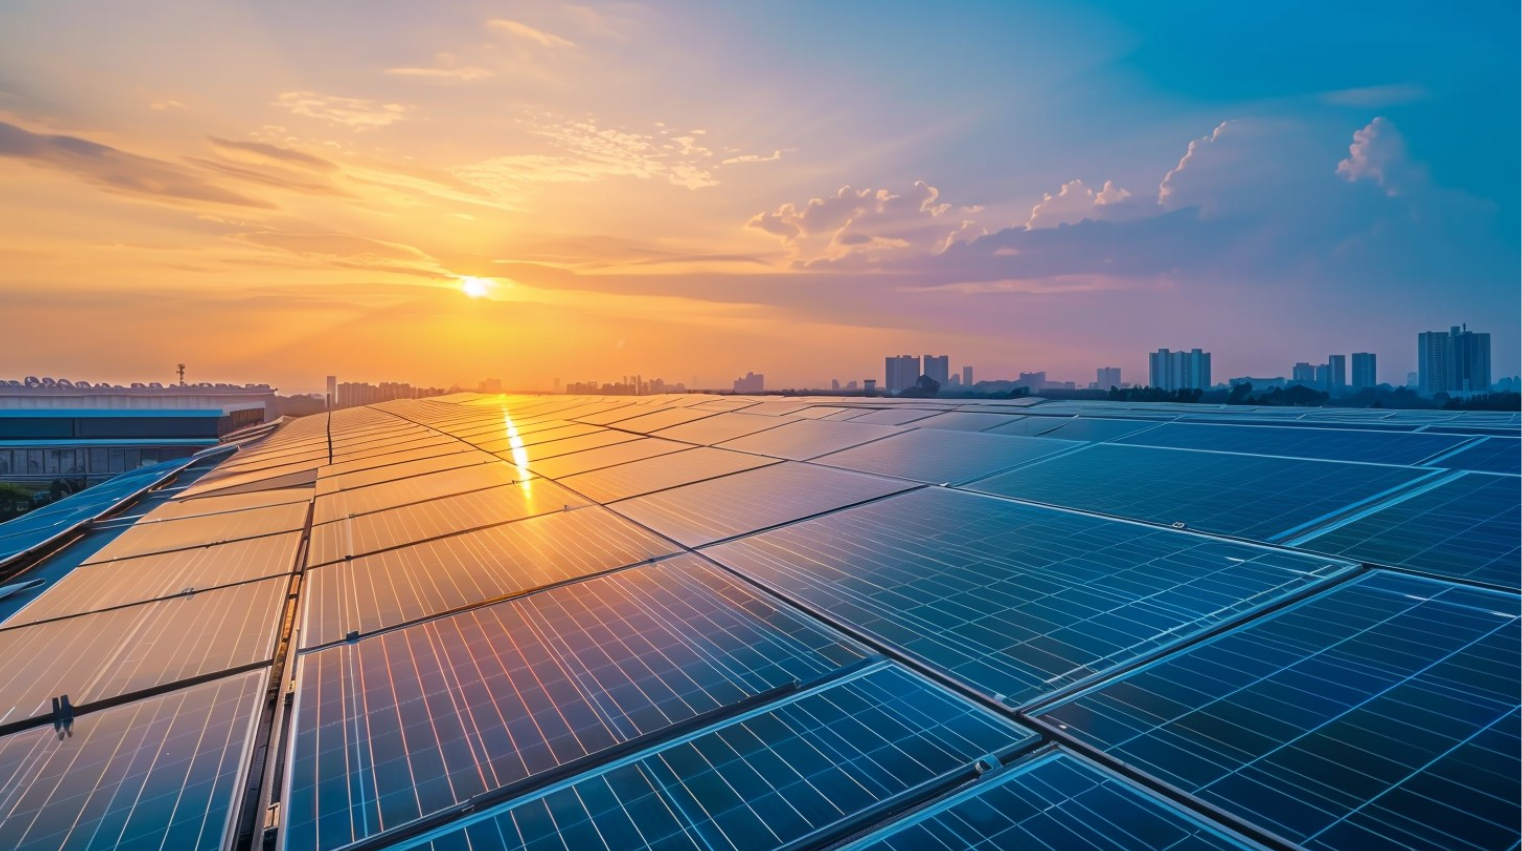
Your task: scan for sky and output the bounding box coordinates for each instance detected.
[1,0,1516,394]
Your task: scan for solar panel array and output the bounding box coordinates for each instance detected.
[0,392,1513,851]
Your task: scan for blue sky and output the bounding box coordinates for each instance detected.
[0,0,1515,390]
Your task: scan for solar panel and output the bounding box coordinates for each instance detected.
[81,501,308,564]
[139,488,311,521]
[1293,472,1520,588]
[300,507,678,646]
[969,443,1436,542]
[0,670,266,851]
[911,411,1026,432]
[307,478,589,565]
[497,429,643,461]
[1032,572,1521,851]
[1431,437,1522,475]
[716,419,904,461]
[0,577,286,722]
[1114,422,1471,465]
[839,750,1255,851]
[813,428,1080,484]
[284,556,873,850]
[707,488,1355,706]
[315,451,499,496]
[526,438,690,479]
[1019,417,1161,442]
[312,463,548,525]
[557,447,780,504]
[7,530,301,624]
[610,461,915,547]
[839,407,942,426]
[378,662,1031,851]
[652,412,800,445]
[600,407,720,433]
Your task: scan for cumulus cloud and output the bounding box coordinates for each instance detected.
[747,181,965,264]
[274,91,410,129]
[488,19,576,48]
[1337,117,1425,196]
[0,120,273,209]
[1025,179,1132,228]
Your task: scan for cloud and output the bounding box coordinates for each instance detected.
[1025,179,1132,228]
[386,65,494,82]
[488,19,576,48]
[1337,117,1424,196]
[0,120,273,209]
[274,91,410,129]
[747,181,962,263]
[453,116,722,194]
[227,231,451,279]
[149,100,187,111]
[721,150,785,165]
[207,137,338,172]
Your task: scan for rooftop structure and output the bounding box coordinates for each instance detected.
[0,393,1514,851]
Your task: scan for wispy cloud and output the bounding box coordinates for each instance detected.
[487,19,576,48]
[721,150,786,165]
[273,91,411,129]
[0,120,273,209]
[452,115,722,194]
[385,53,495,82]
[1320,84,1429,107]
[207,137,338,173]
[227,231,451,279]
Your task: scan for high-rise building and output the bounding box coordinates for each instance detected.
[325,375,337,408]
[1351,353,1377,391]
[1016,372,1047,391]
[1291,362,1316,385]
[885,355,921,394]
[1096,367,1121,389]
[922,355,950,387]
[1326,355,1347,394]
[1148,348,1211,391]
[1419,325,1492,396]
[962,365,973,388]
[946,374,961,387]
[1314,364,1330,390]
[732,372,765,393]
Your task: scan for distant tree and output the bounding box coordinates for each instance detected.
[898,374,942,398]
[1227,382,1254,405]
[0,482,36,521]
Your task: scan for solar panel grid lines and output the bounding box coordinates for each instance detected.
[608,461,920,548]
[967,443,1440,543]
[812,428,1083,486]
[306,479,592,565]
[556,447,783,505]
[488,429,644,462]
[0,669,268,851]
[282,556,880,851]
[314,451,504,497]
[79,500,310,565]
[1113,422,1474,467]
[298,506,681,647]
[4,530,304,626]
[1029,571,1522,851]
[358,661,1034,851]
[0,576,289,726]
[1428,437,1522,475]
[652,412,804,446]
[833,748,1264,851]
[705,487,1360,709]
[593,407,723,434]
[713,419,907,462]
[524,438,693,481]
[312,465,567,526]
[1287,471,1521,590]
[907,412,1027,433]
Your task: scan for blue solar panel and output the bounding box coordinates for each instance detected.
[1114,422,1470,466]
[1294,472,1520,589]
[388,662,1033,851]
[1033,572,1521,851]
[812,428,1079,484]
[968,443,1436,541]
[283,556,872,850]
[706,488,1355,706]
[1432,437,1522,475]
[839,750,1255,851]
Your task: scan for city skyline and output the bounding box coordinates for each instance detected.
[1,1,1516,391]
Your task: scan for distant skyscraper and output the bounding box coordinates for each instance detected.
[885,355,921,393]
[1314,364,1330,390]
[1096,367,1121,389]
[1326,355,1347,394]
[732,372,765,393]
[962,365,973,387]
[1016,372,1047,391]
[1419,325,1491,395]
[831,379,840,391]
[1407,371,1419,388]
[1291,362,1316,385]
[1351,353,1376,391]
[1148,348,1211,391]
[946,374,961,387]
[862,379,876,395]
[923,355,950,387]
[325,375,336,408]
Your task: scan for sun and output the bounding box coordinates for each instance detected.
[460,276,490,298]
